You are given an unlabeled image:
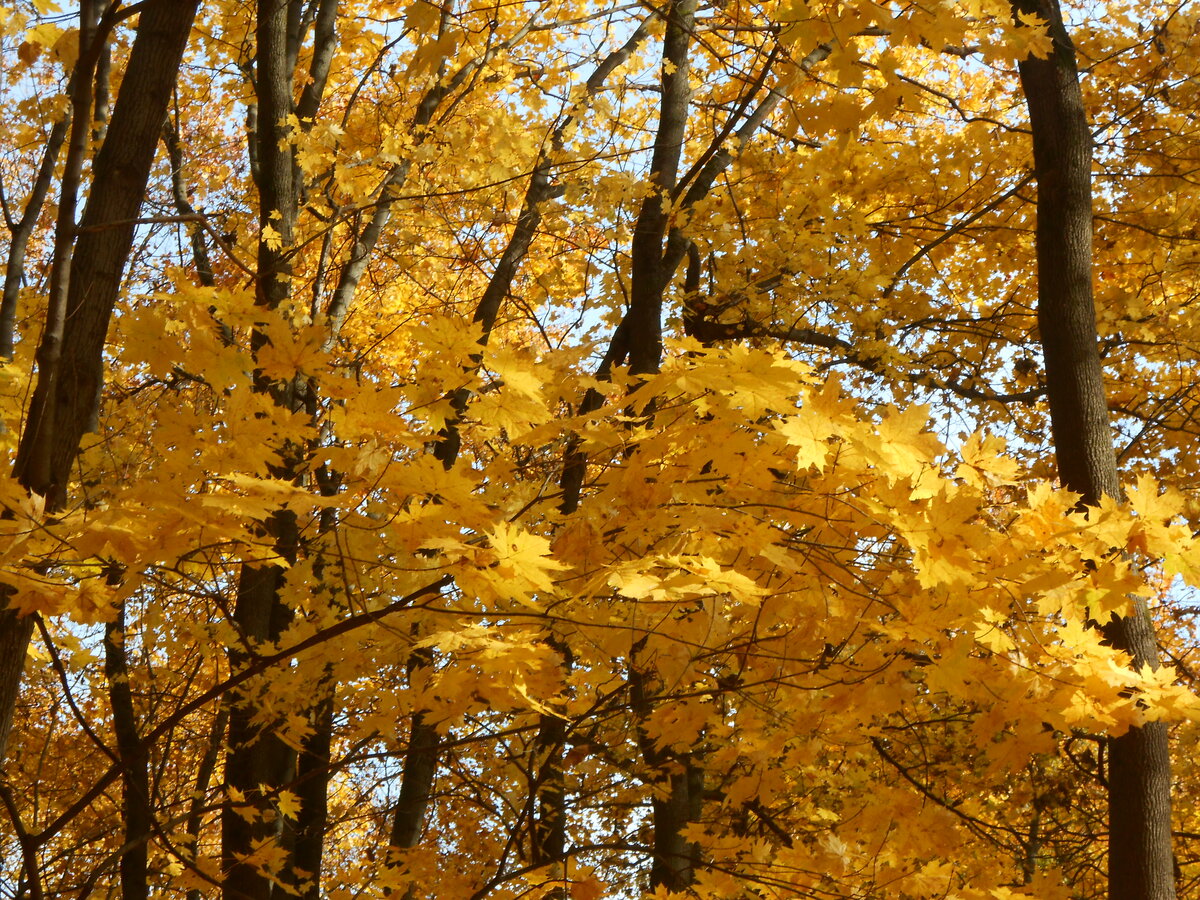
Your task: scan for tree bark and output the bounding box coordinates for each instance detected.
[14,0,201,503]
[163,118,216,289]
[184,706,228,900]
[626,0,696,376]
[631,652,703,893]
[1013,3,1175,899]
[0,0,201,767]
[221,3,304,897]
[388,700,440,852]
[292,684,335,900]
[0,110,69,358]
[104,602,150,900]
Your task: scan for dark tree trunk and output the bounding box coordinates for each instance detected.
[292,683,335,900]
[221,3,304,897]
[162,117,216,289]
[625,3,707,890]
[626,0,696,376]
[104,603,150,900]
[0,110,69,358]
[530,712,567,875]
[389,703,440,853]
[221,558,298,900]
[185,706,228,900]
[14,0,201,503]
[387,638,443,897]
[386,678,440,900]
[0,608,33,765]
[1012,3,1175,899]
[529,641,574,897]
[631,654,703,893]
[0,0,201,766]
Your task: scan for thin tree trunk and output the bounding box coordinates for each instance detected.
[529,652,571,900]
[0,608,33,764]
[92,30,112,144]
[104,602,150,900]
[1012,3,1175,899]
[287,494,342,900]
[530,712,567,873]
[0,109,70,358]
[386,24,660,873]
[389,696,440,853]
[184,706,228,900]
[630,652,703,892]
[162,118,216,288]
[387,658,441,900]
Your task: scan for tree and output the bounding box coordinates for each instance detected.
[1012,1,1175,898]
[2,1,1200,898]
[0,0,201,762]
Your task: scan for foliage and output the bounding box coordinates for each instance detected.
[2,1,1200,898]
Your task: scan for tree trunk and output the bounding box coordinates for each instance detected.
[104,602,150,900]
[631,652,703,893]
[0,0,201,766]
[221,3,303,896]
[626,0,696,377]
[1013,3,1176,899]
[292,683,335,900]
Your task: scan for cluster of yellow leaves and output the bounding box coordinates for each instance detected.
[8,0,1200,897]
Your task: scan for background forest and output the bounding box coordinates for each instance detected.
[2,0,1200,898]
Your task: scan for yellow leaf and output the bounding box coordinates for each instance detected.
[276,790,301,821]
[404,0,440,33]
[261,223,283,251]
[481,521,569,604]
[571,876,605,900]
[956,431,1019,487]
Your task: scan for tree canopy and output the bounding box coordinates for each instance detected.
[3,1,1200,898]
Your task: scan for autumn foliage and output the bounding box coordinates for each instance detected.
[2,1,1200,898]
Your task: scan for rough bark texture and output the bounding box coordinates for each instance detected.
[1013,3,1176,899]
[625,4,707,889]
[292,685,335,900]
[626,0,696,376]
[14,0,201,502]
[0,0,201,767]
[104,604,150,900]
[221,3,303,898]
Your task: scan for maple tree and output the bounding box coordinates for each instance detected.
[2,1,1200,899]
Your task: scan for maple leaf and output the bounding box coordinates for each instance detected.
[477,521,569,605]
[275,790,301,821]
[5,2,1199,897]
[260,223,284,251]
[956,431,1019,487]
